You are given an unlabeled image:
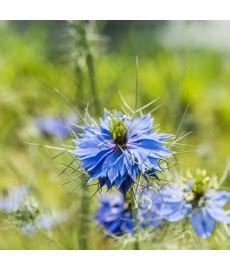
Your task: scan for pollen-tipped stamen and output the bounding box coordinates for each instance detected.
[192,169,211,195]
[184,170,212,207]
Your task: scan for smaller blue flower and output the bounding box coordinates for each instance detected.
[156,172,230,239]
[35,117,70,138]
[35,114,78,139]
[95,191,163,236]
[0,186,59,235]
[95,194,133,236]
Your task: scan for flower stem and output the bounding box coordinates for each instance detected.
[75,62,84,112]
[80,21,100,115]
[131,188,140,250]
[86,47,100,115]
[78,184,90,250]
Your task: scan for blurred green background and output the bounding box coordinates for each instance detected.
[0,21,230,249]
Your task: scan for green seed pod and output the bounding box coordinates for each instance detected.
[109,114,127,147]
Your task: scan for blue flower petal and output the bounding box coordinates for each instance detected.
[82,149,113,171]
[191,209,216,239]
[95,194,133,236]
[163,202,192,222]
[127,114,153,137]
[206,205,230,223]
[138,189,163,228]
[152,133,173,141]
[206,190,230,207]
[36,215,54,230]
[21,223,36,235]
[35,117,70,138]
[99,178,113,190]
[102,149,123,181]
[160,186,184,203]
[128,137,172,159]
[117,176,135,195]
[88,160,106,180]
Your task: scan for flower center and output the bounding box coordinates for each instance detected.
[11,198,40,225]
[193,178,209,195]
[184,190,204,208]
[183,169,213,207]
[109,117,127,147]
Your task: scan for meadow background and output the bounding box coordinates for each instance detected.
[0,20,230,249]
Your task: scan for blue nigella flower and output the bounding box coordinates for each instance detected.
[156,171,230,239]
[95,194,133,236]
[0,186,58,235]
[75,110,173,195]
[35,116,70,138]
[35,114,78,139]
[95,191,163,236]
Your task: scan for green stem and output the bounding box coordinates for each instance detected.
[131,188,140,250]
[73,21,100,250]
[78,21,100,115]
[78,184,90,250]
[86,50,100,115]
[75,62,84,112]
